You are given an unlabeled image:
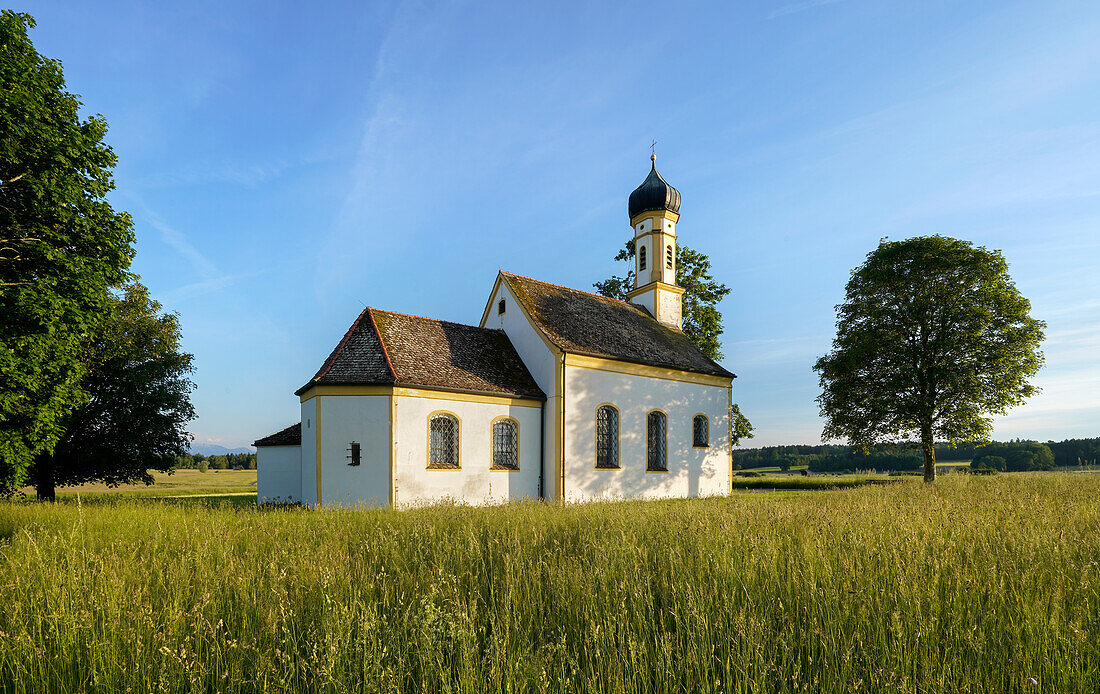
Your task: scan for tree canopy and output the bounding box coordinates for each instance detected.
[31,282,195,500]
[595,240,753,446]
[814,236,1045,483]
[0,11,135,490]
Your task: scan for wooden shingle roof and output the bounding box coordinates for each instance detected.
[500,272,734,379]
[253,422,301,447]
[295,308,545,400]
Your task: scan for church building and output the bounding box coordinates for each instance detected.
[254,158,736,507]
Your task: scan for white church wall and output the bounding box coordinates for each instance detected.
[316,394,391,507]
[300,398,319,506]
[482,278,559,500]
[393,392,542,507]
[562,363,730,503]
[256,445,301,504]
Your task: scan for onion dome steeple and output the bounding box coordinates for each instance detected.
[628,154,681,220]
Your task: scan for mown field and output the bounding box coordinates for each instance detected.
[0,475,1097,693]
[18,469,256,499]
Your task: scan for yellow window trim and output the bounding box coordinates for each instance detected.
[692,412,710,448]
[489,415,521,471]
[646,408,669,473]
[426,410,461,471]
[564,353,732,388]
[593,403,622,470]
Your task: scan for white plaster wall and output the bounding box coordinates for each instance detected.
[393,394,542,507]
[256,445,301,504]
[563,365,730,503]
[316,395,391,507]
[482,278,557,499]
[300,399,319,507]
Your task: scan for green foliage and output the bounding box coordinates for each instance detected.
[176,452,256,472]
[729,474,899,490]
[814,236,1045,482]
[971,442,1054,472]
[1047,437,1100,467]
[809,450,924,473]
[595,240,754,448]
[0,475,1097,691]
[30,282,195,499]
[0,12,135,489]
[594,240,731,360]
[730,402,754,447]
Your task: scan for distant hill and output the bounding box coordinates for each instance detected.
[189,442,254,456]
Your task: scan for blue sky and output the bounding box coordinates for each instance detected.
[23,1,1100,449]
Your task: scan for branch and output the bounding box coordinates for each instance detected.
[0,173,27,186]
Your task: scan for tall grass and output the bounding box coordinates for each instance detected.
[0,474,1097,692]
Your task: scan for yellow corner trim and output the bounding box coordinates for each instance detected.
[564,353,732,388]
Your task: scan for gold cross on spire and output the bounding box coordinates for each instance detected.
[650,139,657,161]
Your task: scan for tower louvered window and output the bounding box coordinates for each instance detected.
[492,419,519,470]
[428,413,459,468]
[666,245,674,270]
[693,415,709,447]
[639,245,647,271]
[596,405,620,469]
[647,411,667,471]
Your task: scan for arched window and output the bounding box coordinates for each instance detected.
[596,405,620,469]
[693,415,709,448]
[639,245,647,271]
[647,410,667,471]
[491,418,519,470]
[428,413,459,469]
[666,245,674,270]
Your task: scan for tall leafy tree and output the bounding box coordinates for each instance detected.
[595,241,754,445]
[0,12,135,491]
[814,236,1045,483]
[31,282,195,500]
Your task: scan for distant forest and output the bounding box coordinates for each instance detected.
[174,452,256,471]
[732,438,1100,473]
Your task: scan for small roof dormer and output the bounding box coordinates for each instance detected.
[628,154,681,221]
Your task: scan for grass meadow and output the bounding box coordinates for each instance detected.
[0,474,1097,692]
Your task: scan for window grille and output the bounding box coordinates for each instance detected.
[596,405,620,469]
[492,419,519,470]
[639,245,647,271]
[429,414,459,468]
[647,411,667,471]
[666,245,674,270]
[693,415,709,447]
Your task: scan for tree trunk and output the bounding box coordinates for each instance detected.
[35,456,56,501]
[921,424,936,484]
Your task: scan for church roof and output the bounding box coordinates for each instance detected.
[500,272,735,379]
[628,157,681,220]
[295,308,545,400]
[253,422,301,447]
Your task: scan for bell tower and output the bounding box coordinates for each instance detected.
[626,154,685,329]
